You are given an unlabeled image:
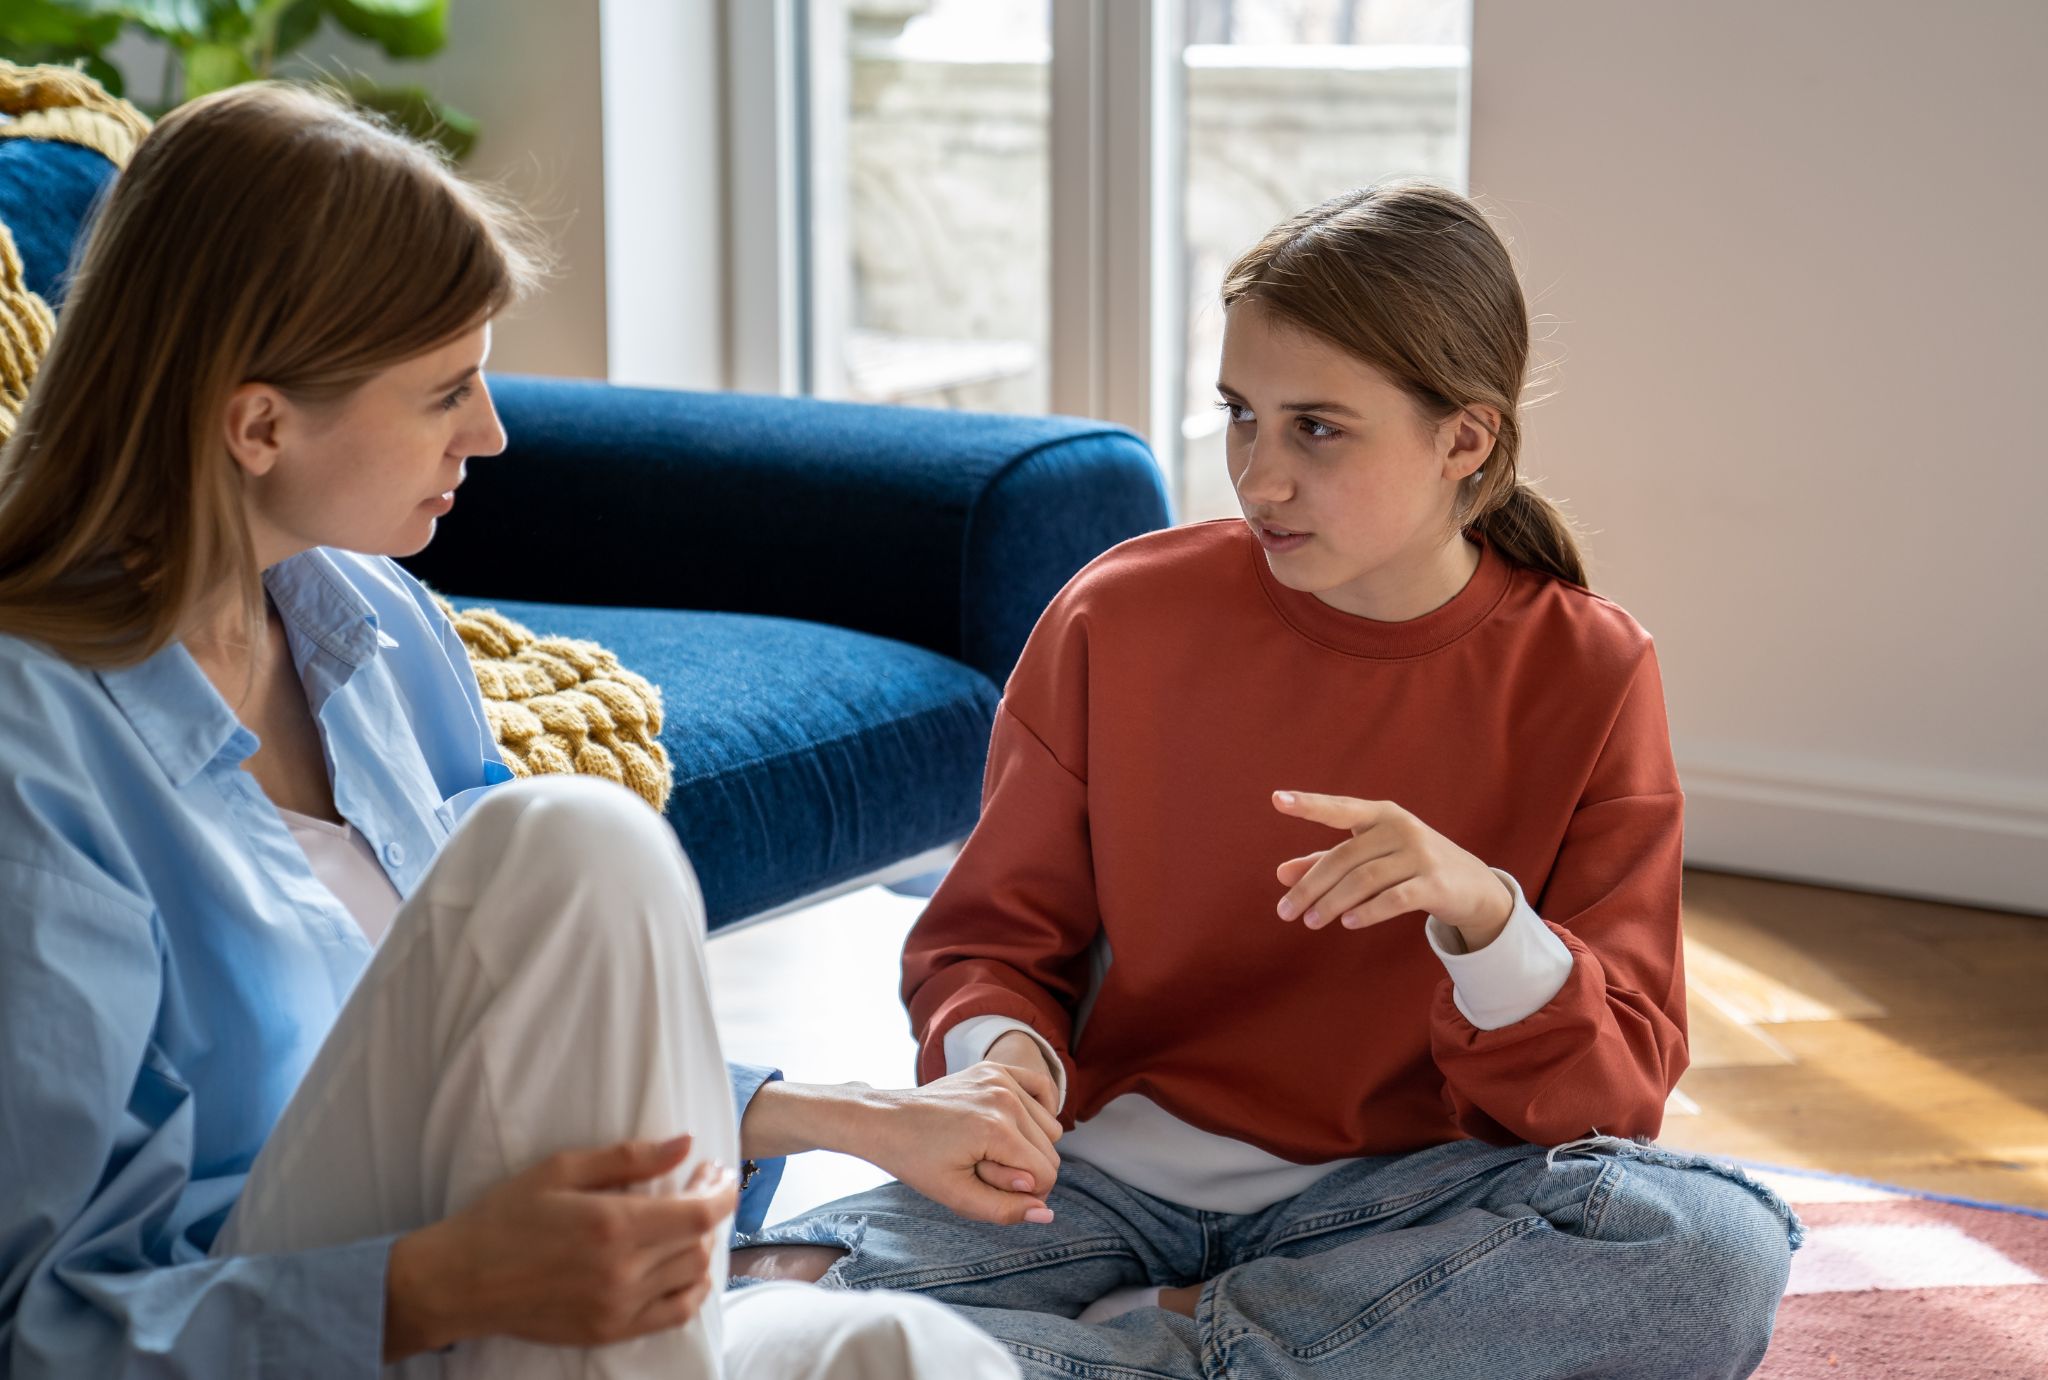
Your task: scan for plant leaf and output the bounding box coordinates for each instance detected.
[182,39,256,96]
[322,0,445,60]
[111,0,214,42]
[270,0,323,57]
[82,51,127,94]
[0,0,125,49]
[80,51,128,94]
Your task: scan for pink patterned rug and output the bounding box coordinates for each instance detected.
[1745,1165,2048,1378]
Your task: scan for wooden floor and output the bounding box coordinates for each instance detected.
[707,867,2048,1223]
[1665,868,2048,1210]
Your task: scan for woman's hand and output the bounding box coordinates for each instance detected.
[384,1135,738,1362]
[860,1061,1065,1225]
[737,1058,1064,1227]
[1272,790,1514,950]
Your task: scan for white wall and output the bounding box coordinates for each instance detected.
[101,18,612,378]
[1469,0,2048,913]
[296,2,732,385]
[296,4,613,379]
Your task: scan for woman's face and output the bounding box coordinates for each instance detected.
[231,324,506,564]
[1218,300,1491,616]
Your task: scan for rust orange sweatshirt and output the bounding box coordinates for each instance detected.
[903,520,1689,1162]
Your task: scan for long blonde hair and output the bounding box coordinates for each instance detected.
[0,82,548,667]
[1221,182,1586,587]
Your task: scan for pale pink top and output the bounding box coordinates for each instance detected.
[277,807,403,946]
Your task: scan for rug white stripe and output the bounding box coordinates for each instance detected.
[1785,1222,2044,1296]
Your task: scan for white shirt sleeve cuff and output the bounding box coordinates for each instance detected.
[1425,869,1574,1030]
[942,1014,1069,1111]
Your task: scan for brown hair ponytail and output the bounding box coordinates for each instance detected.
[1220,181,1586,588]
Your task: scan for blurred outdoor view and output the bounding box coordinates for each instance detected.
[821,0,1471,519]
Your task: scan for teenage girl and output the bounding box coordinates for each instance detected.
[733,182,1801,1380]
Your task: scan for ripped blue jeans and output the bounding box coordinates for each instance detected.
[736,1136,1802,1380]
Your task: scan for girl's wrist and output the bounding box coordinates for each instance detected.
[987,1029,1057,1081]
[1448,871,1516,951]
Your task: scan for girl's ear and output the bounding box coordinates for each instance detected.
[222,384,288,479]
[1441,404,1500,481]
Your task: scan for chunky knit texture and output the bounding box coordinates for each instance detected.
[0,222,53,444]
[436,599,674,811]
[0,64,150,166]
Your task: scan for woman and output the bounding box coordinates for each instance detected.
[0,81,1055,1378]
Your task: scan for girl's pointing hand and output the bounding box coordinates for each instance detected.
[1271,790,1514,950]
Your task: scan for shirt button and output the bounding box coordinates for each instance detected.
[382,841,406,868]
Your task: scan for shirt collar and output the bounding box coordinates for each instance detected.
[1249,527,1514,660]
[96,643,252,789]
[264,548,390,668]
[94,549,392,787]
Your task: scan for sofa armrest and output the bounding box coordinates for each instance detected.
[401,375,1171,686]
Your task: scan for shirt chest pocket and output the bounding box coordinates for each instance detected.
[128,1047,193,1132]
[433,781,507,837]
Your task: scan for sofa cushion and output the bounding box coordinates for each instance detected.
[0,65,154,303]
[0,136,117,305]
[479,598,1000,928]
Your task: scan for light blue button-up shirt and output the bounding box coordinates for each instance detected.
[0,548,783,1377]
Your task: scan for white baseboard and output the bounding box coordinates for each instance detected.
[1676,744,2048,917]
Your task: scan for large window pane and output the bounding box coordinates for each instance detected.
[1180,0,1472,522]
[816,0,1051,414]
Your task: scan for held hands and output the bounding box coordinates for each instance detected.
[1272,790,1514,951]
[861,1056,1064,1226]
[984,1029,1063,1118]
[384,1135,738,1361]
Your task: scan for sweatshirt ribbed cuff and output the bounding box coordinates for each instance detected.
[1425,869,1574,1030]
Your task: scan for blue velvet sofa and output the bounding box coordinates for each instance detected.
[403,381,1167,927]
[0,114,1170,931]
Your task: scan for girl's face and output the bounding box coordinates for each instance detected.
[1218,300,1492,618]
[227,324,507,565]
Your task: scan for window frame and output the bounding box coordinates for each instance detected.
[725,0,1188,500]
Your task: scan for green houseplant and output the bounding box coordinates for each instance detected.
[0,0,476,159]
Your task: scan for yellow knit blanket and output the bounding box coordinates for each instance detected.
[437,600,674,812]
[0,225,51,444]
[0,61,675,810]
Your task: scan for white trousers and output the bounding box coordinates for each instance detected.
[217,776,1016,1380]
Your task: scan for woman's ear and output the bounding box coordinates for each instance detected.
[222,384,288,478]
[1441,404,1501,482]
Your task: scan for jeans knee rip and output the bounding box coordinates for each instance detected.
[1543,1135,1806,1251]
[729,1211,869,1290]
[1541,1132,1638,1169]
